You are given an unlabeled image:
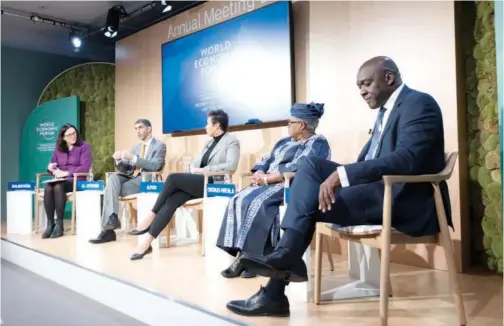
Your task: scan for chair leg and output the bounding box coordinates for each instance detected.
[71,199,76,235]
[314,230,323,304]
[379,185,393,326]
[324,237,335,271]
[433,185,467,326]
[34,197,40,234]
[165,220,172,248]
[198,209,205,256]
[378,250,394,297]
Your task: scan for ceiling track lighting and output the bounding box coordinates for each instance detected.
[161,1,173,13]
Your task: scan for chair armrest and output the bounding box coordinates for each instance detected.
[238,172,253,189]
[73,173,91,178]
[203,171,234,177]
[383,174,447,185]
[35,173,52,192]
[283,172,296,183]
[283,172,296,189]
[71,173,93,192]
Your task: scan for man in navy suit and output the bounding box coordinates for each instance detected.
[225,56,452,317]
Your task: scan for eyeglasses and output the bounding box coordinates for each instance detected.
[64,131,77,138]
[288,120,303,126]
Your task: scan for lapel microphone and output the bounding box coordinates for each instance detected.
[368,128,372,135]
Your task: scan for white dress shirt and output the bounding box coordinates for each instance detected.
[337,83,405,187]
[114,137,153,166]
[130,137,153,165]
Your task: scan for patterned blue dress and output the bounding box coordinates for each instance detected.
[216,134,331,256]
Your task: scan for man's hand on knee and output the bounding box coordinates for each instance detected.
[318,171,341,213]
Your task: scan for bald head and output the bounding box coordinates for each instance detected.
[357,56,402,109]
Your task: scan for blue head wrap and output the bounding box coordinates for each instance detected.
[290,102,325,121]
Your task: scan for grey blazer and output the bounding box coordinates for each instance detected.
[190,133,240,173]
[115,137,167,176]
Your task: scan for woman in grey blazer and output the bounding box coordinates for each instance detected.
[128,109,240,260]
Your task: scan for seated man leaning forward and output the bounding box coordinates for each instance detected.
[217,102,331,279]
[226,56,453,317]
[89,118,167,244]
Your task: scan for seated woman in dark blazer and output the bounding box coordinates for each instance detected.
[42,123,92,239]
[128,109,240,260]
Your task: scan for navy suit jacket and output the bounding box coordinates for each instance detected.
[340,85,452,237]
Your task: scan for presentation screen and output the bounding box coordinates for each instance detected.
[161,1,293,134]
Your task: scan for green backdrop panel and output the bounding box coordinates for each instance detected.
[39,63,115,182]
[20,96,80,219]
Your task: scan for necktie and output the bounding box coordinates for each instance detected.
[132,144,146,177]
[365,107,387,161]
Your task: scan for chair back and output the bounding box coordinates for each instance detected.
[437,151,458,181]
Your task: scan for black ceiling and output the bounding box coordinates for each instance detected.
[1,1,203,62]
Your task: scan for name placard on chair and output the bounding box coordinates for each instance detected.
[8,181,35,191]
[140,182,163,193]
[75,181,104,241]
[76,181,104,191]
[206,183,236,198]
[284,187,290,204]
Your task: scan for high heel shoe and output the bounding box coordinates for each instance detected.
[127,227,150,236]
[130,245,153,261]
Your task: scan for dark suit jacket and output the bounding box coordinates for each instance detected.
[340,85,451,237]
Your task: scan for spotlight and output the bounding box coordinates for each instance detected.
[69,31,83,51]
[104,5,123,38]
[161,1,172,13]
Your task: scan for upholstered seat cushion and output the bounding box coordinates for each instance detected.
[328,223,397,236]
[120,194,138,200]
[184,198,203,206]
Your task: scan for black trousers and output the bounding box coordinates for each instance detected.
[43,180,73,222]
[149,173,205,238]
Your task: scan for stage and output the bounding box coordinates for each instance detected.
[1,224,502,326]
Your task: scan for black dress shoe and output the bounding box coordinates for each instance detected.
[127,227,150,236]
[89,230,116,244]
[103,213,121,231]
[221,258,245,278]
[241,269,257,278]
[130,246,153,260]
[226,286,290,317]
[240,248,308,282]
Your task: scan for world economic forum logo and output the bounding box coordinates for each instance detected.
[36,121,58,141]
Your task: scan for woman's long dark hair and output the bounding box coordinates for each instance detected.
[56,123,83,152]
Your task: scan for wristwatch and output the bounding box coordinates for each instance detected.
[263,175,268,185]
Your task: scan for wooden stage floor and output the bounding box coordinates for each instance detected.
[2,227,502,326]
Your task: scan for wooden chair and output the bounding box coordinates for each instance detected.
[165,171,235,256]
[104,171,164,230]
[313,151,467,326]
[34,170,93,235]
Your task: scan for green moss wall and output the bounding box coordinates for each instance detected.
[466,1,502,273]
[38,63,115,181]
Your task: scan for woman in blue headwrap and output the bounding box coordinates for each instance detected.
[216,102,331,278]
